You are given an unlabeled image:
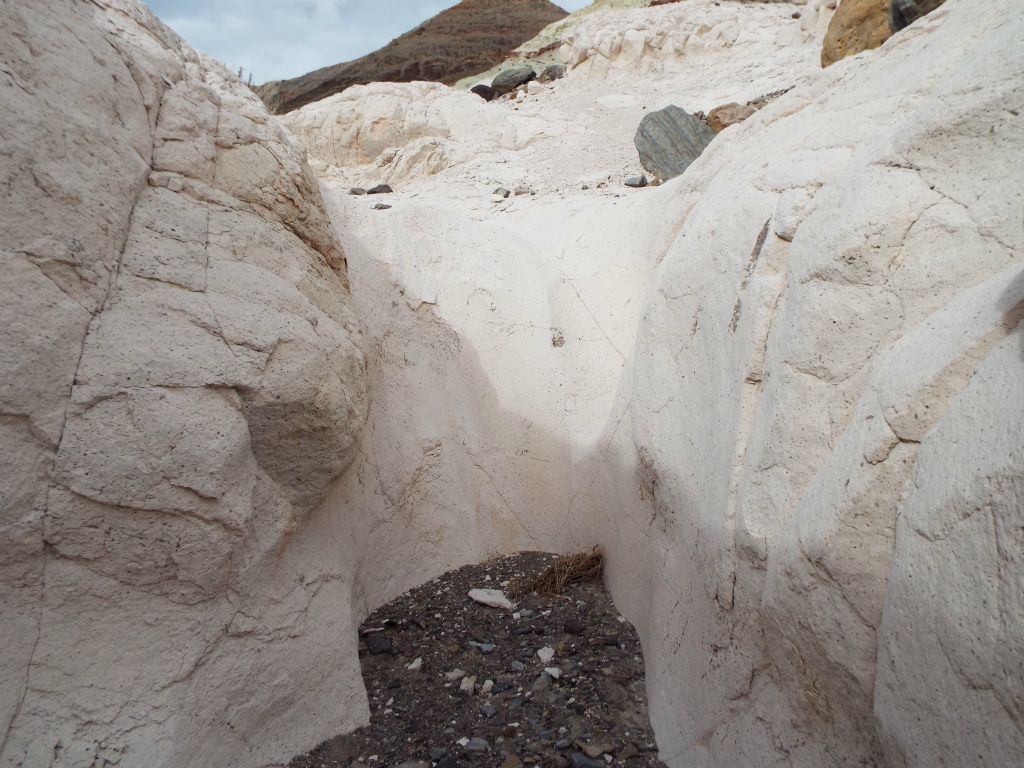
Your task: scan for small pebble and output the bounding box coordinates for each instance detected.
[365,634,393,655]
[571,753,606,768]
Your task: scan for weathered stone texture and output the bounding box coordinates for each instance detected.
[0,1,368,765]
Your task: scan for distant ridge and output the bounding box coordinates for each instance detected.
[255,0,568,114]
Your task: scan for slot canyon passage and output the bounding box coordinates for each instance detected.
[1,0,1022,767]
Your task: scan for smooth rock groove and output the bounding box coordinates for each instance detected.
[291,1,1024,767]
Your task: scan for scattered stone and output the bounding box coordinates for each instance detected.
[539,64,566,83]
[468,588,515,610]
[471,83,496,102]
[491,65,536,96]
[372,203,392,210]
[398,762,429,768]
[493,187,512,199]
[583,744,613,758]
[469,641,496,654]
[564,618,585,636]
[349,187,367,196]
[891,0,947,30]
[322,734,357,763]
[570,753,606,768]
[291,553,666,768]
[465,737,489,752]
[619,745,639,761]
[406,657,423,671]
[367,184,393,194]
[537,646,556,663]
[365,634,393,655]
[624,175,647,188]
[705,102,758,133]
[552,329,566,348]
[634,105,715,181]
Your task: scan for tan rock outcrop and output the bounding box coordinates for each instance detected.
[821,0,892,66]
[0,1,367,765]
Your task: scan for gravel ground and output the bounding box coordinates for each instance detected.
[291,552,667,768]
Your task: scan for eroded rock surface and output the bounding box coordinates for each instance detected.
[590,1,1023,765]
[0,1,367,765]
[292,1,1023,767]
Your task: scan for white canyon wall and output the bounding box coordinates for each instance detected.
[0,1,368,766]
[293,1,1023,767]
[1,0,1022,767]
[574,2,1024,766]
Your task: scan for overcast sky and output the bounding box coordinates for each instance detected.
[148,0,592,85]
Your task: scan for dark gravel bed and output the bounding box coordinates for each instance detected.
[291,551,667,768]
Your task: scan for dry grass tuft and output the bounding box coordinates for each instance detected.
[510,547,604,597]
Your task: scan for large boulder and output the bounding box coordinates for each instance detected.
[823,0,949,67]
[634,105,717,181]
[491,65,538,96]
[0,1,368,765]
[822,0,892,67]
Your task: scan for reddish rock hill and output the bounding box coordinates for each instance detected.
[255,0,568,114]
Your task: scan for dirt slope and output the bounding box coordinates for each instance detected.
[255,0,567,114]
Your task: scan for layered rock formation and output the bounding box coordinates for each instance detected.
[255,0,567,115]
[0,1,367,765]
[2,0,1022,767]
